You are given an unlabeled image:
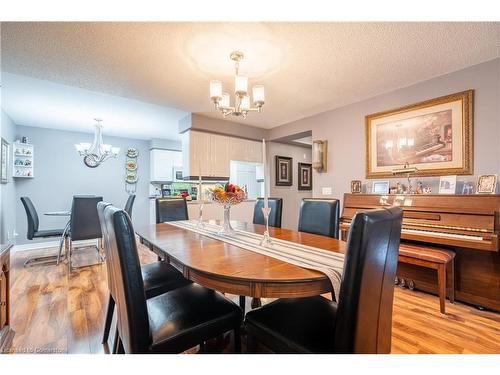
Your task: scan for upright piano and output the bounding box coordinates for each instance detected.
[340,193,500,312]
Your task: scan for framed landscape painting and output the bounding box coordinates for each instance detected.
[365,90,473,178]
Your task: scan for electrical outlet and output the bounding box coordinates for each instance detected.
[322,187,332,195]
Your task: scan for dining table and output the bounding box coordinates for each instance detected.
[44,210,71,264]
[136,220,346,308]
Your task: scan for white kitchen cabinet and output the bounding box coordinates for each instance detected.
[182,131,230,179]
[150,149,182,182]
[229,137,262,163]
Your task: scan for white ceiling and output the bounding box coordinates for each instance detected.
[1,22,499,135]
[0,73,187,140]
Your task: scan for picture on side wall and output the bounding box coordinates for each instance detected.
[365,90,473,178]
[275,156,293,186]
[1,138,9,184]
[298,163,312,191]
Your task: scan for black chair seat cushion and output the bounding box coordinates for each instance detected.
[245,296,337,353]
[141,261,191,299]
[148,283,242,353]
[33,228,65,238]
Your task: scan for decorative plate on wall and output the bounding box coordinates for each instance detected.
[126,160,137,171]
[126,148,139,158]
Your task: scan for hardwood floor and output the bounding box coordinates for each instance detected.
[7,243,500,354]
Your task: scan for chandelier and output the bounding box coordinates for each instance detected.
[75,119,120,168]
[209,51,265,119]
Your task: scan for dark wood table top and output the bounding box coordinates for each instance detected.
[136,220,346,299]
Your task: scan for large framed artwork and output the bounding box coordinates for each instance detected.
[298,163,312,190]
[1,138,9,184]
[365,90,473,178]
[275,156,293,186]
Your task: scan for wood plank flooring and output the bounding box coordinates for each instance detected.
[7,243,500,354]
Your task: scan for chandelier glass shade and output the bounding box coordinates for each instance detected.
[209,51,265,119]
[75,119,120,168]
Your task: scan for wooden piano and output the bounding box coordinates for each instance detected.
[340,193,500,312]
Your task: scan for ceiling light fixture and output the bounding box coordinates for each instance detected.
[209,51,265,119]
[75,118,120,168]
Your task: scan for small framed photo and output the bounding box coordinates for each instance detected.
[439,175,457,194]
[1,138,9,184]
[298,163,312,191]
[351,180,362,194]
[275,156,293,186]
[476,175,497,194]
[372,180,390,194]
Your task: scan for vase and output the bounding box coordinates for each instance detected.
[218,205,235,236]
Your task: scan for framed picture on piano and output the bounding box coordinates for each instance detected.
[365,90,473,178]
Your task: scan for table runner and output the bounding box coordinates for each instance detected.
[166,220,345,298]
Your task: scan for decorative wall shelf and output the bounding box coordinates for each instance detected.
[13,142,34,178]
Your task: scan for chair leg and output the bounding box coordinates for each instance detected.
[102,295,115,344]
[447,261,455,304]
[234,326,241,353]
[239,296,246,312]
[112,329,120,354]
[437,263,446,314]
[117,337,125,354]
[246,332,257,353]
[68,239,73,273]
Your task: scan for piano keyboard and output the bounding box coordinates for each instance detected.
[402,228,484,241]
[341,222,485,241]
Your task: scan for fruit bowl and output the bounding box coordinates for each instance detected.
[208,183,247,206]
[208,183,246,235]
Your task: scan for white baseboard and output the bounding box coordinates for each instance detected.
[13,239,99,253]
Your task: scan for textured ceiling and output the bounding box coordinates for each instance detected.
[1,22,499,129]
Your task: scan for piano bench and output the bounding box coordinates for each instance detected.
[398,244,456,314]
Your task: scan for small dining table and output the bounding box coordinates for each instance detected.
[44,210,71,263]
[136,220,346,308]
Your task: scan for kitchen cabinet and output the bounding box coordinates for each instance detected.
[182,131,230,179]
[182,131,262,180]
[229,137,262,163]
[150,149,182,182]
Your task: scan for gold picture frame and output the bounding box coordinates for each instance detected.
[366,90,473,178]
[476,174,497,194]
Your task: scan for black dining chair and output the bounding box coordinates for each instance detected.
[124,194,136,217]
[20,197,66,267]
[252,198,283,228]
[103,204,242,353]
[244,207,403,354]
[298,198,340,238]
[67,195,103,271]
[97,202,191,350]
[156,197,188,223]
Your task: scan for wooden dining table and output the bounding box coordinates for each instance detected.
[136,220,346,308]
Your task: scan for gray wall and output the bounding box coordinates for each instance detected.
[0,110,17,243]
[269,142,312,230]
[269,58,500,201]
[14,125,150,245]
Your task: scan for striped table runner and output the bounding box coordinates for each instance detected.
[167,220,345,298]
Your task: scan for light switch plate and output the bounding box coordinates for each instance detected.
[322,187,332,195]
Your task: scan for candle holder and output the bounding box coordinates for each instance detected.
[259,206,273,247]
[196,201,205,229]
